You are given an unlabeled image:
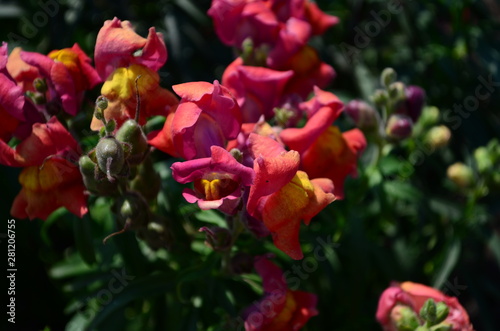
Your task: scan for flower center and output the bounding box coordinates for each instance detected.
[194,175,239,201]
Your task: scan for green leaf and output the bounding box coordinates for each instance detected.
[87,273,175,329]
[383,180,423,201]
[432,239,461,289]
[73,213,97,266]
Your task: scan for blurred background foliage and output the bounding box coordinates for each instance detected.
[1,0,499,330]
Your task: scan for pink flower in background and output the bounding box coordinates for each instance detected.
[150,80,242,160]
[94,17,167,80]
[171,146,254,215]
[376,281,474,331]
[243,256,318,330]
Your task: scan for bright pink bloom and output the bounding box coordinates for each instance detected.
[376,281,474,331]
[149,80,242,160]
[94,17,167,80]
[222,57,293,123]
[281,88,365,199]
[10,44,101,116]
[171,146,254,215]
[208,0,279,48]
[0,43,44,141]
[243,256,318,330]
[246,133,335,259]
[0,117,87,220]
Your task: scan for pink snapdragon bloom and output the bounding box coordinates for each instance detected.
[246,133,335,259]
[281,87,366,199]
[94,17,167,80]
[222,57,293,123]
[0,117,87,220]
[149,80,242,160]
[243,256,318,330]
[208,0,279,48]
[376,281,474,331]
[9,44,101,116]
[171,146,254,215]
[1,43,44,141]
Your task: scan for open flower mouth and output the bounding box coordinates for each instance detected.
[193,173,239,201]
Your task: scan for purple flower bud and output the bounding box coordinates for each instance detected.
[386,114,413,141]
[404,85,426,122]
[345,100,379,130]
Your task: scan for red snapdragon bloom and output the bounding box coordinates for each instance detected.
[222,57,293,123]
[1,43,44,141]
[243,256,318,330]
[376,281,474,331]
[149,80,242,160]
[8,44,101,116]
[281,87,366,199]
[171,146,254,215]
[94,17,167,80]
[246,133,335,259]
[0,117,87,220]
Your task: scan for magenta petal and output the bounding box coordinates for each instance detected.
[267,17,311,69]
[0,73,25,121]
[254,256,288,292]
[137,27,168,72]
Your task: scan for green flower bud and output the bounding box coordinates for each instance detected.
[115,191,149,230]
[435,302,450,324]
[474,147,492,174]
[419,106,440,127]
[33,78,48,93]
[95,96,108,111]
[78,155,119,196]
[381,67,397,87]
[420,299,437,325]
[372,89,389,108]
[95,137,125,182]
[105,119,116,133]
[390,305,421,331]
[447,162,474,188]
[389,82,406,102]
[115,119,149,165]
[426,125,451,149]
[230,148,243,163]
[130,156,161,201]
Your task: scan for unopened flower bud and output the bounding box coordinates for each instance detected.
[420,299,437,324]
[386,114,413,141]
[435,302,450,324]
[372,89,389,108]
[345,100,379,130]
[33,78,47,93]
[474,147,492,174]
[95,96,108,111]
[115,119,149,165]
[230,148,243,163]
[199,227,232,251]
[130,156,161,201]
[105,119,116,133]
[426,125,451,149]
[79,155,118,196]
[405,85,426,122]
[381,67,397,87]
[95,136,125,182]
[447,162,474,188]
[116,191,149,230]
[390,305,420,331]
[419,106,440,127]
[230,252,254,274]
[389,82,406,101]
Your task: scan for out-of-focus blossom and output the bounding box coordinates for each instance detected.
[243,256,318,330]
[396,85,426,122]
[92,64,178,130]
[222,57,293,123]
[171,146,254,215]
[94,17,167,80]
[386,114,413,141]
[246,133,335,259]
[208,0,279,49]
[149,80,241,160]
[1,43,44,141]
[376,281,474,331]
[0,117,87,220]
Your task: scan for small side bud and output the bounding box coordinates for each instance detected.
[390,305,420,331]
[447,162,474,188]
[419,106,440,127]
[435,302,450,324]
[230,148,243,163]
[372,89,389,108]
[420,299,437,325]
[405,85,426,122]
[474,147,492,174]
[95,96,108,111]
[345,100,379,131]
[199,227,232,251]
[381,67,397,87]
[33,78,48,93]
[388,82,406,101]
[386,114,413,141]
[425,125,451,149]
[105,119,116,133]
[115,119,149,165]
